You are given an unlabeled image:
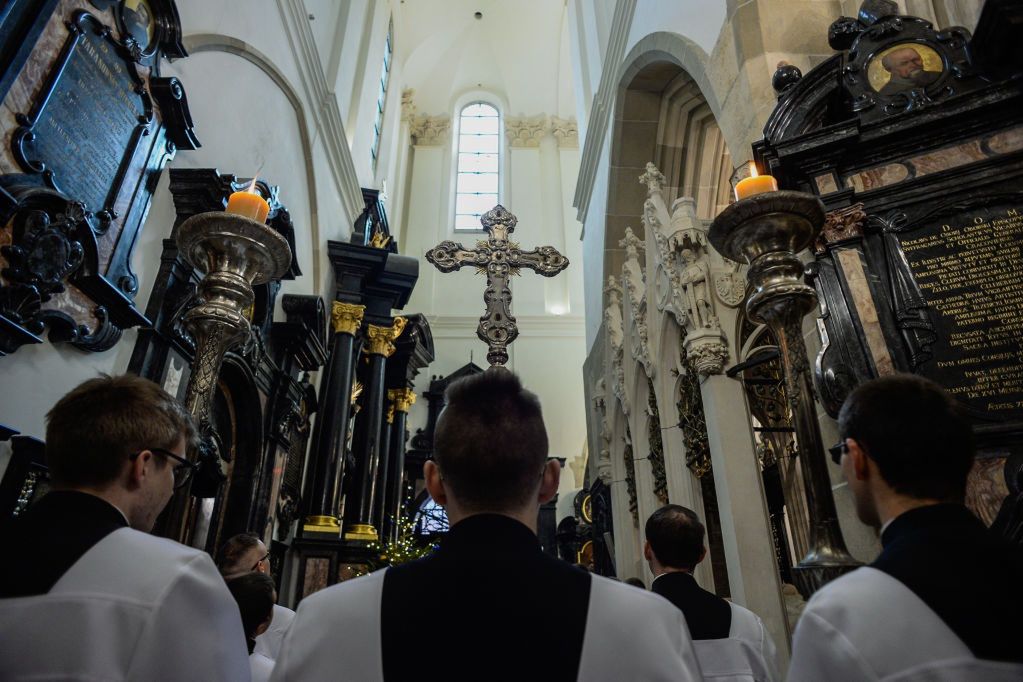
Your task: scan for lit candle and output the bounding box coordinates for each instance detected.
[226,178,270,223]
[734,163,779,200]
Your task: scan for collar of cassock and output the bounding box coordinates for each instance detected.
[439,513,541,559]
[880,503,982,548]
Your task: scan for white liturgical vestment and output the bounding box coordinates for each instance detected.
[270,569,703,682]
[788,567,1023,681]
[692,602,780,682]
[0,527,251,681]
[254,603,295,660]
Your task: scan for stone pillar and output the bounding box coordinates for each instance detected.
[343,317,406,543]
[301,302,365,536]
[701,374,791,663]
[383,388,416,542]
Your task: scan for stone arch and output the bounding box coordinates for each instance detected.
[604,33,734,294]
[181,34,322,285]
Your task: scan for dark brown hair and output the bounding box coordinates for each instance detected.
[45,374,197,487]
[433,369,548,511]
[225,572,276,643]
[645,505,705,570]
[839,373,974,502]
[217,532,263,576]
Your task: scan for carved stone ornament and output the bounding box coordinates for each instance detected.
[604,275,629,416]
[684,329,731,376]
[365,316,407,357]
[409,114,451,146]
[639,162,666,195]
[815,202,867,253]
[505,115,548,147]
[713,260,746,308]
[593,378,614,485]
[330,301,365,336]
[620,227,652,376]
[549,117,579,147]
[400,89,416,123]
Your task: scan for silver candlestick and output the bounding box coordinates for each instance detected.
[709,190,860,597]
[176,212,292,430]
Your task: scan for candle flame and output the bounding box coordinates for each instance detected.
[749,162,759,178]
[245,176,258,194]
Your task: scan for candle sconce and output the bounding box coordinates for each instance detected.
[176,211,292,491]
[709,190,861,597]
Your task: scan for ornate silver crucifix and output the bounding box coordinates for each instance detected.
[425,205,569,367]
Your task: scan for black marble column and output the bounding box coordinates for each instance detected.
[343,317,406,543]
[372,401,395,534]
[382,388,416,542]
[300,302,364,536]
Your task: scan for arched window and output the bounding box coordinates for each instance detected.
[454,102,500,230]
[414,495,449,535]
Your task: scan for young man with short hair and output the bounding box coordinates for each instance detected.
[272,369,702,681]
[645,505,779,681]
[789,374,1023,680]
[0,374,249,680]
[219,532,295,661]
[226,571,278,682]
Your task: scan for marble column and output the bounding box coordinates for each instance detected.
[301,302,365,536]
[383,388,416,542]
[701,374,791,663]
[344,317,406,543]
[372,403,394,535]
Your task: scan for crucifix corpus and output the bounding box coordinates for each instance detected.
[426,205,569,368]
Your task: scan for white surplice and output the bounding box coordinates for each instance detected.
[254,603,295,661]
[0,527,250,681]
[270,570,704,682]
[788,566,1023,682]
[693,602,780,682]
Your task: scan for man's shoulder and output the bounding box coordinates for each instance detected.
[296,568,388,618]
[589,574,684,623]
[51,527,220,601]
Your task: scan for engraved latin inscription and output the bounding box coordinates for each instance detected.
[24,28,145,214]
[901,205,1023,418]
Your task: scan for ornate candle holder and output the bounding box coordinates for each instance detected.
[709,190,860,597]
[176,212,292,432]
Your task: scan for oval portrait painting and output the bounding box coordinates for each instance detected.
[868,43,943,96]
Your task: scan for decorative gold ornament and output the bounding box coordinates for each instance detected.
[303,514,340,534]
[387,387,417,413]
[344,522,378,542]
[351,380,364,404]
[369,230,392,249]
[385,403,395,424]
[365,316,407,357]
[331,301,365,335]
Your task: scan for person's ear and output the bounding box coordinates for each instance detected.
[424,460,447,506]
[697,545,707,565]
[128,450,152,490]
[643,540,653,562]
[255,613,273,638]
[538,459,560,505]
[847,438,871,482]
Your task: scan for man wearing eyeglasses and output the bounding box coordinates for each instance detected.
[218,532,296,662]
[788,374,1023,681]
[0,374,249,680]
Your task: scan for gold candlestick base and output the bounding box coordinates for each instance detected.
[343,523,379,542]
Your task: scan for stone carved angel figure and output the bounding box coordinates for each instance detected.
[678,248,718,330]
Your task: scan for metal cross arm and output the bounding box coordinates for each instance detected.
[425,205,569,367]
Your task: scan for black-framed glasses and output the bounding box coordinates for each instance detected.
[829,440,849,466]
[251,551,270,572]
[131,448,198,489]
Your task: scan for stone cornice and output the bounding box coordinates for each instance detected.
[573,0,638,228]
[277,0,363,223]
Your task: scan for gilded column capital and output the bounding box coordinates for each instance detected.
[365,316,407,356]
[387,387,417,413]
[331,301,365,335]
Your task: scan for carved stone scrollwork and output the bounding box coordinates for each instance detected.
[504,115,579,148]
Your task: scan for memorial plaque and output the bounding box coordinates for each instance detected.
[898,200,1023,421]
[13,12,151,223]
